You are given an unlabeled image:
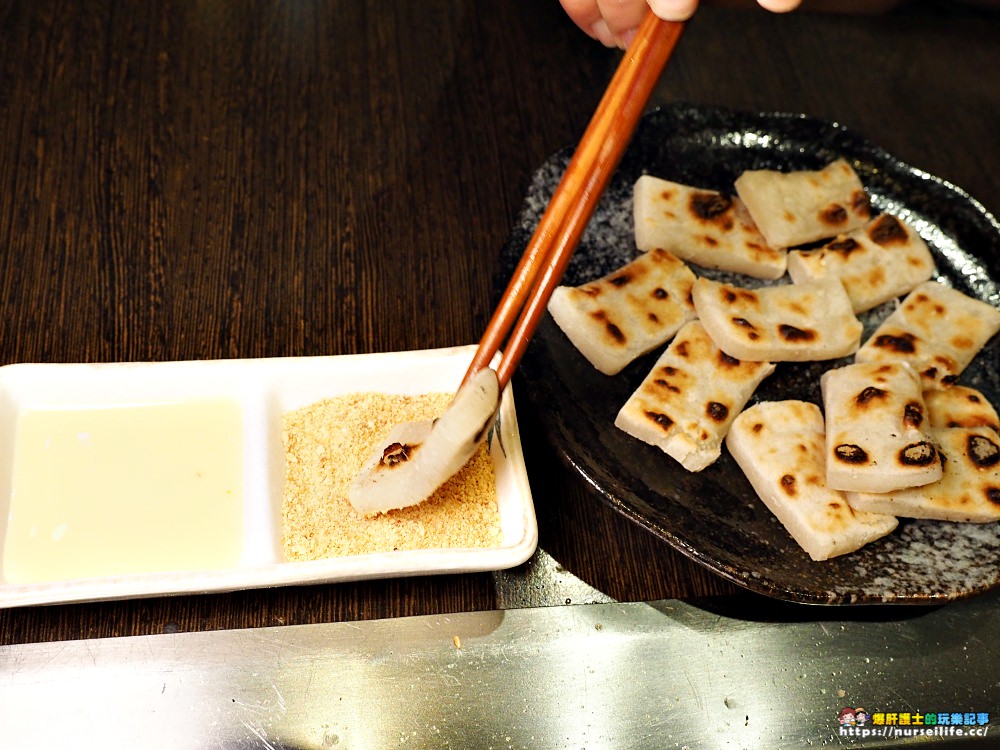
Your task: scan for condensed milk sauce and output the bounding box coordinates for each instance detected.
[2,399,244,585]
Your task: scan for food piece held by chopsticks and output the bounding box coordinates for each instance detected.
[349,14,684,515]
[632,175,787,279]
[348,368,500,516]
[547,248,696,375]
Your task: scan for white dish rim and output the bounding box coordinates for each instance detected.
[0,345,538,608]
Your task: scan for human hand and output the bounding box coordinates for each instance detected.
[559,0,803,48]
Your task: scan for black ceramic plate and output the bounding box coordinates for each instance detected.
[504,104,1000,605]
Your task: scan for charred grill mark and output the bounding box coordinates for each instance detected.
[591,310,626,343]
[868,214,907,245]
[609,273,632,287]
[690,192,732,222]
[820,203,848,225]
[856,386,887,406]
[778,324,816,342]
[873,332,917,353]
[717,350,741,368]
[828,237,860,256]
[752,423,764,433]
[780,474,796,496]
[381,442,415,467]
[835,444,869,464]
[941,374,960,386]
[899,441,937,466]
[851,189,871,216]
[653,378,681,393]
[986,487,1000,506]
[648,312,660,323]
[706,401,729,422]
[968,434,1000,468]
[732,317,759,339]
[675,341,690,357]
[934,353,957,367]
[644,410,674,431]
[720,286,759,305]
[606,322,625,343]
[652,287,669,300]
[903,402,924,429]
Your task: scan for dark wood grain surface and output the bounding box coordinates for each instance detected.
[1,0,998,645]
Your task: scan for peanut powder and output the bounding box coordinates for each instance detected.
[281,392,502,562]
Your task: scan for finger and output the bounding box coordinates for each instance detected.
[595,0,650,39]
[756,0,802,11]
[559,0,605,36]
[590,18,620,46]
[647,0,700,21]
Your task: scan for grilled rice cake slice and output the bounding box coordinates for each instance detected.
[692,276,862,362]
[733,159,872,248]
[547,248,697,376]
[846,388,1000,522]
[633,175,786,279]
[854,281,1000,390]
[786,213,935,313]
[727,400,898,561]
[846,426,1000,523]
[821,361,943,493]
[614,320,776,472]
[924,386,1000,432]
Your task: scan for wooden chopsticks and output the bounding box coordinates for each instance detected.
[463,11,685,390]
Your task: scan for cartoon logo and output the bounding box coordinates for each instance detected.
[839,707,870,727]
[837,707,991,738]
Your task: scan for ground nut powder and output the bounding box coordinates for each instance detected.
[281,392,501,561]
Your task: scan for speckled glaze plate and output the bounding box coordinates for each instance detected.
[505,104,1000,605]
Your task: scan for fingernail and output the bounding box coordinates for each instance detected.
[648,0,699,21]
[590,19,617,47]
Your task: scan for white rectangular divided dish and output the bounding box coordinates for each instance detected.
[0,345,537,608]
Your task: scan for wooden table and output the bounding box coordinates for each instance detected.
[2,0,998,645]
